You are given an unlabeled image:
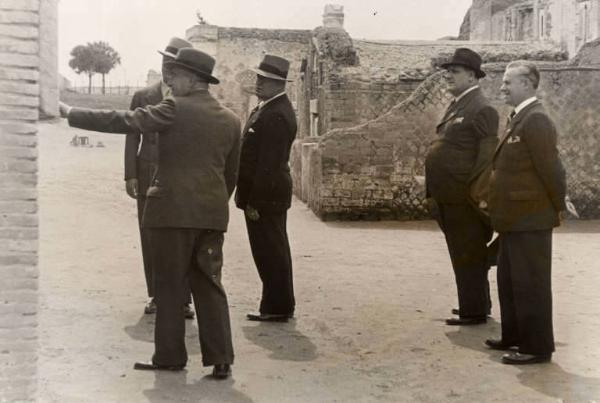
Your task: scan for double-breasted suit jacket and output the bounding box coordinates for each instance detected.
[235,94,297,213]
[425,87,499,319]
[489,100,566,232]
[426,87,499,204]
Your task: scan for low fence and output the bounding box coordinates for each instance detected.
[68,86,145,95]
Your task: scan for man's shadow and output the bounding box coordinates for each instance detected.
[516,363,600,401]
[143,371,253,403]
[446,326,600,400]
[242,320,318,362]
[124,314,201,355]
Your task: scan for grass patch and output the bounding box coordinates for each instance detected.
[60,90,133,110]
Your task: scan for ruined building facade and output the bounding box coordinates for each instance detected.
[470,0,600,56]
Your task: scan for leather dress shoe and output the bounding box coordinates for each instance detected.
[485,338,517,351]
[133,361,185,371]
[144,299,157,314]
[451,308,491,316]
[184,303,195,320]
[212,364,232,379]
[502,352,552,365]
[246,313,290,322]
[445,316,486,326]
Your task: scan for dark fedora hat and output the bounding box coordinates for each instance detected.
[252,54,293,82]
[158,37,193,59]
[441,48,486,78]
[166,48,220,84]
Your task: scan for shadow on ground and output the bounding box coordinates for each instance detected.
[124,314,202,355]
[143,371,253,403]
[242,320,318,362]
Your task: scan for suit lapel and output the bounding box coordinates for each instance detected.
[436,88,480,132]
[494,100,541,158]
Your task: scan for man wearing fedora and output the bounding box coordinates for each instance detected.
[425,48,499,326]
[485,61,566,364]
[235,55,297,322]
[58,48,240,378]
[125,37,195,319]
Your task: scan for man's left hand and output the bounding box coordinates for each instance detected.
[58,102,71,118]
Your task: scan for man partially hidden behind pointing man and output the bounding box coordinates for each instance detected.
[59,48,240,379]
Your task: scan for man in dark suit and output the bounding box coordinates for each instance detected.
[425,48,499,326]
[235,55,297,322]
[125,37,195,318]
[59,48,240,378]
[485,61,566,365]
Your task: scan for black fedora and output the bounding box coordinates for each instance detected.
[252,54,293,82]
[166,48,220,84]
[441,48,486,78]
[158,37,193,59]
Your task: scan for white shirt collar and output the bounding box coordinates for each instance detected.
[258,91,286,110]
[453,85,479,103]
[514,96,538,115]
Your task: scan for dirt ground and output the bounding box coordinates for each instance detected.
[37,120,600,402]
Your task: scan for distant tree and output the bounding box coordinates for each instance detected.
[68,44,96,94]
[90,42,121,94]
[68,41,121,94]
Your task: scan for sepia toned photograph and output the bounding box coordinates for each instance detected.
[1,0,600,401]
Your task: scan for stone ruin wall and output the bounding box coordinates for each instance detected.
[187,25,311,124]
[296,64,600,220]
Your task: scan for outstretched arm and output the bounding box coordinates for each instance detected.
[59,98,176,135]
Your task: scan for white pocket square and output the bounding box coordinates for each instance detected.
[507,136,521,144]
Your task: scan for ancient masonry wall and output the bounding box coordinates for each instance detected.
[0,0,45,400]
[296,65,600,220]
[187,25,311,123]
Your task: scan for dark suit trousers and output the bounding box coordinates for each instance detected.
[148,228,234,367]
[438,203,492,317]
[136,159,190,303]
[245,211,295,315]
[498,230,555,355]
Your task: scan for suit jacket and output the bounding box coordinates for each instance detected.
[124,81,161,181]
[425,87,499,204]
[68,90,242,231]
[489,100,566,232]
[235,94,297,213]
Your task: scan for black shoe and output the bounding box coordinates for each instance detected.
[502,352,552,365]
[485,338,518,351]
[133,361,185,371]
[452,308,491,316]
[212,364,231,379]
[445,317,487,326]
[184,303,195,320]
[246,312,289,322]
[144,299,157,314]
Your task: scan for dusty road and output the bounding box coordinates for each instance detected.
[37,121,600,402]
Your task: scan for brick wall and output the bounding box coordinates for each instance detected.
[0,0,41,401]
[298,64,600,220]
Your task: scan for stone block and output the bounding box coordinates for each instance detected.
[0,25,38,39]
[0,53,39,68]
[0,0,40,11]
[0,80,39,96]
[0,10,38,24]
[1,93,39,107]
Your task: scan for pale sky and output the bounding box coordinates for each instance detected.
[58,0,472,87]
